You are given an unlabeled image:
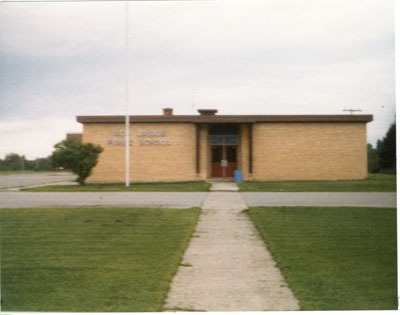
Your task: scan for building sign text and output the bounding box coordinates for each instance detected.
[108,129,170,146]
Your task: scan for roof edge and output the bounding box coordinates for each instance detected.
[76,114,373,124]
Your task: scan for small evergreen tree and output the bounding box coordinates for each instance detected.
[51,138,103,185]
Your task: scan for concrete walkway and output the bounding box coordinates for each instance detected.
[242,192,397,208]
[0,191,395,209]
[165,186,299,311]
[0,192,206,208]
[209,181,239,192]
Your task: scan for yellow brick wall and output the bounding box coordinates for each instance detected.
[83,123,207,182]
[239,124,251,180]
[82,121,368,182]
[199,124,209,179]
[251,122,367,180]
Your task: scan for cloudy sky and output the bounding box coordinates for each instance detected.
[0,0,396,159]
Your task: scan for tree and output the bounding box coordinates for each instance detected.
[0,154,55,171]
[377,123,396,172]
[51,138,103,185]
[34,157,54,171]
[367,143,380,173]
[0,153,25,171]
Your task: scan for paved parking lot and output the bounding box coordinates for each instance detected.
[0,172,76,189]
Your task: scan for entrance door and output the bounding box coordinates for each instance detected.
[211,145,237,178]
[211,145,223,177]
[226,146,237,177]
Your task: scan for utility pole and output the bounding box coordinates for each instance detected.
[343,109,362,115]
[125,1,130,187]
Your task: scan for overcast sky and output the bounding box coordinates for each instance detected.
[0,0,396,159]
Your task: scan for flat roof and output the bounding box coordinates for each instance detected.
[77,114,373,124]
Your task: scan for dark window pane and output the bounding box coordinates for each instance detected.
[225,135,238,144]
[227,146,236,162]
[212,146,222,162]
[210,135,238,145]
[209,124,238,135]
[210,135,224,145]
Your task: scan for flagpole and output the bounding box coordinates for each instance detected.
[125,1,130,187]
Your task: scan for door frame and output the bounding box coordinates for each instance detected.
[211,145,224,178]
[210,144,237,178]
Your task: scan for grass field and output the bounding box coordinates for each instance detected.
[1,207,200,312]
[22,181,211,192]
[239,173,396,192]
[248,206,397,310]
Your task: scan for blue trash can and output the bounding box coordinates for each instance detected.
[234,170,242,183]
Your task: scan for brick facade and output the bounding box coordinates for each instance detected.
[79,113,370,182]
[250,122,367,180]
[83,123,207,182]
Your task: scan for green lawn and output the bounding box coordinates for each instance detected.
[239,173,396,192]
[1,207,200,312]
[248,206,397,310]
[22,181,211,192]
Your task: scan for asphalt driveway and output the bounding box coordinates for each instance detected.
[0,172,76,189]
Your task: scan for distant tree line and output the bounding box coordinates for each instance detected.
[0,153,55,171]
[1,137,103,184]
[368,122,396,174]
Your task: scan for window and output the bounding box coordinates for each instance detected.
[210,135,238,145]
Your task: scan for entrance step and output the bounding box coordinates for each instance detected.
[208,181,239,192]
[207,177,234,182]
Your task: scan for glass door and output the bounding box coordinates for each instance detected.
[210,135,238,178]
[225,146,237,177]
[211,145,223,177]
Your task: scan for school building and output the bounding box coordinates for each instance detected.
[74,108,373,182]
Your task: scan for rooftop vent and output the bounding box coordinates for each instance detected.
[198,109,218,116]
[163,108,173,116]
